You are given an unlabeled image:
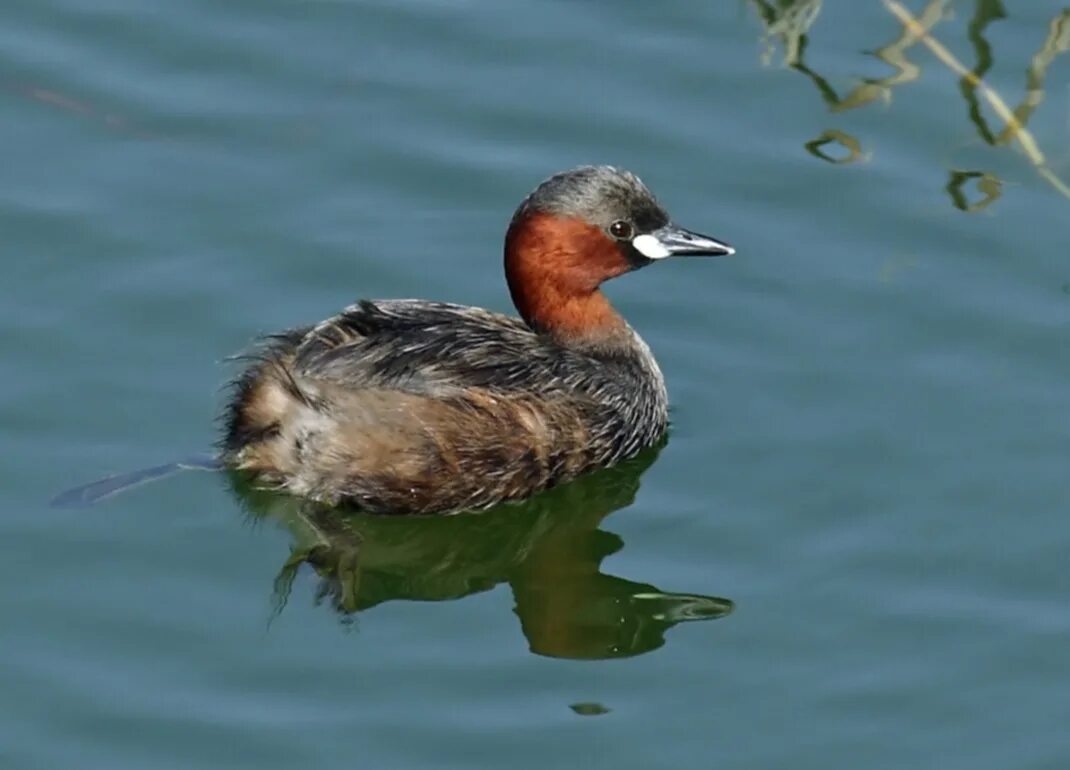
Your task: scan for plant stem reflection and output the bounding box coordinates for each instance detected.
[749,0,1070,208]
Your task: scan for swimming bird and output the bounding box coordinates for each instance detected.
[54,166,734,513]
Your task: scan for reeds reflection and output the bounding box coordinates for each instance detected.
[804,129,866,164]
[946,170,1002,212]
[749,0,1070,209]
[228,445,733,660]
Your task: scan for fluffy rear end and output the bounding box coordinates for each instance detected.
[222,341,598,513]
[221,331,312,478]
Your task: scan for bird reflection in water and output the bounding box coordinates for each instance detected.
[228,443,732,660]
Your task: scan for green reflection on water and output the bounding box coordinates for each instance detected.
[946,170,1002,212]
[804,129,865,165]
[749,0,1070,206]
[229,444,733,660]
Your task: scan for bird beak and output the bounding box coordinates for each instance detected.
[632,224,735,259]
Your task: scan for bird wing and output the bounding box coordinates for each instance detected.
[290,299,577,397]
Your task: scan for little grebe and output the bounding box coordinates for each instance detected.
[220,166,733,514]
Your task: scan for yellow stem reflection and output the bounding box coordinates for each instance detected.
[835,0,949,112]
[883,0,1070,199]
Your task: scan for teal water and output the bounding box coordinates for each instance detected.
[4,1,1070,767]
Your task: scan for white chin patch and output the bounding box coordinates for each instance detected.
[632,233,671,260]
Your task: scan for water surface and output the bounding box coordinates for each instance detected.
[3,2,1069,768]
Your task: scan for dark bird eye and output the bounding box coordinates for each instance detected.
[609,220,633,239]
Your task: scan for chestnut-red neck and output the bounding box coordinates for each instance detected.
[504,212,631,345]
